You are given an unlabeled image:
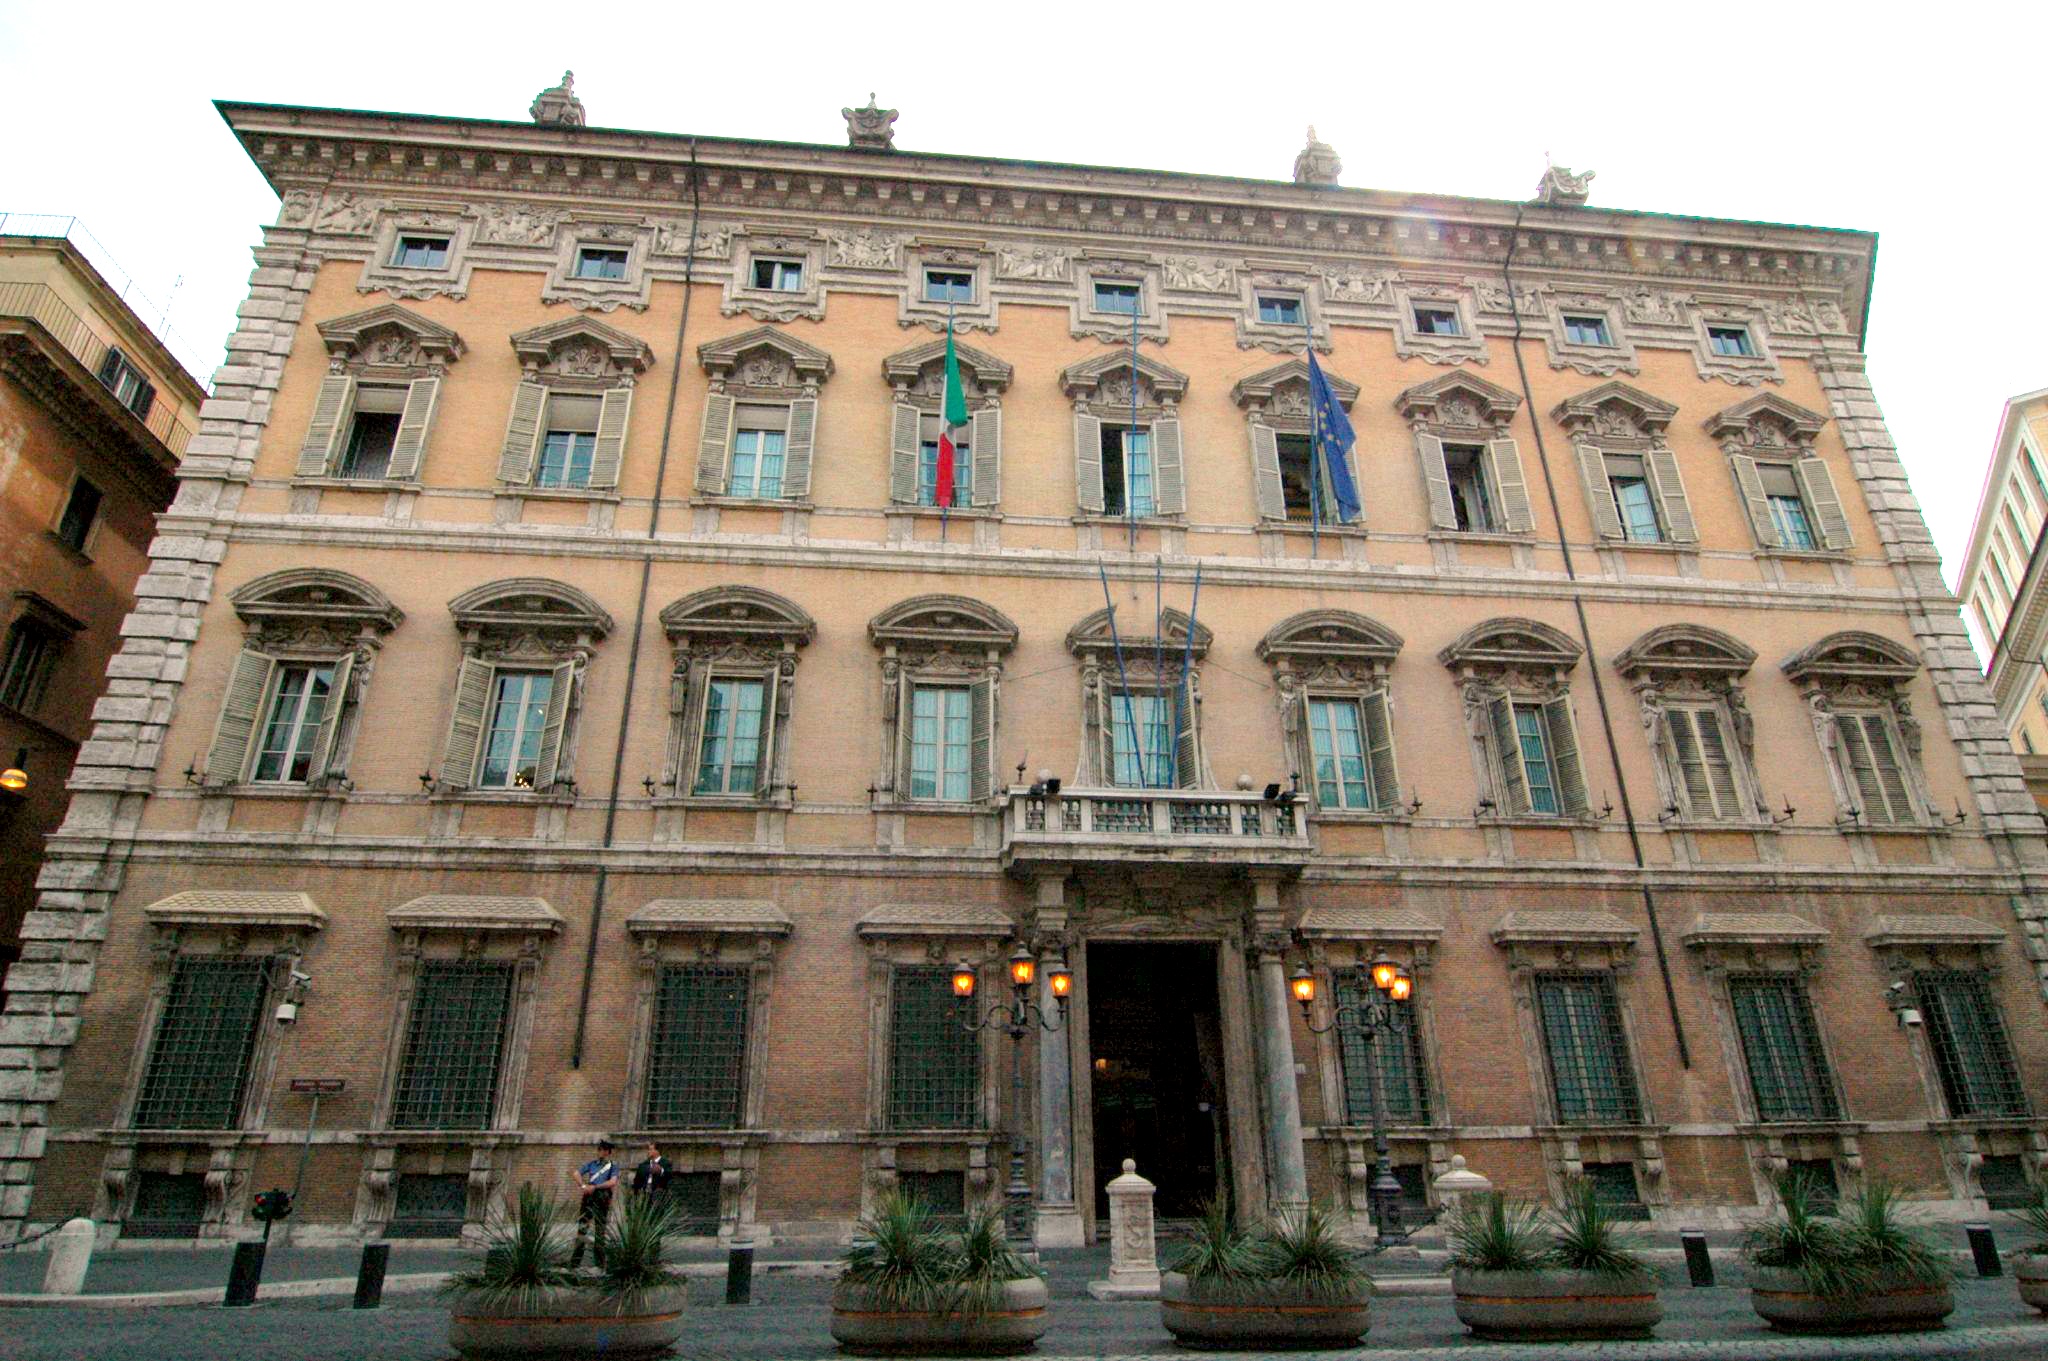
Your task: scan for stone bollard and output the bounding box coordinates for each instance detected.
[41,1218,95,1296]
[1431,1155,1492,1223]
[1087,1160,1161,1300]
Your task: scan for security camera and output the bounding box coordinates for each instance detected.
[275,1001,299,1026]
[1885,979,1908,996]
[289,970,312,987]
[1896,1007,1923,1028]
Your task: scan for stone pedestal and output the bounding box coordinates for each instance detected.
[1086,1160,1161,1299]
[1432,1155,1492,1221]
[41,1218,94,1295]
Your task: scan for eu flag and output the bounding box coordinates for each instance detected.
[1306,351,1361,522]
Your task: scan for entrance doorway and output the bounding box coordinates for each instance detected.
[1086,942,1230,1220]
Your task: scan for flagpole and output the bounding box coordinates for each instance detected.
[1307,310,1321,561]
[1127,297,1139,553]
[940,300,953,545]
[1098,563,1148,790]
[1152,555,1165,783]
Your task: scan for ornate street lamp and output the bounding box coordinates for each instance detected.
[954,942,1072,1245]
[1291,953,1415,1243]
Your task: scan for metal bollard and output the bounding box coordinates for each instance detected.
[354,1242,391,1308]
[1678,1228,1715,1287]
[223,1241,267,1307]
[1965,1222,2002,1278]
[725,1243,754,1305]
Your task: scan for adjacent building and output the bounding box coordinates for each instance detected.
[4,80,2046,1246]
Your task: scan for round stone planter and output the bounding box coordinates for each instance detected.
[2017,1254,2048,1314]
[446,1280,688,1359]
[1158,1270,1372,1350]
[829,1276,1048,1356]
[1451,1267,1662,1341]
[1748,1265,1954,1334]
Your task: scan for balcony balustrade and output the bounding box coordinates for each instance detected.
[999,785,1313,875]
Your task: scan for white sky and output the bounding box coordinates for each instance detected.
[4,2,2042,588]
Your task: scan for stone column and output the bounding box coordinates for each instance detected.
[1249,873,1307,1209]
[1032,875,1083,1248]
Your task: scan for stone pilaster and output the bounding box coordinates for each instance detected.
[1248,873,1307,1209]
[1029,875,1082,1248]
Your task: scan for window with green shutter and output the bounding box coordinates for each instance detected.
[1914,970,2027,1118]
[392,961,515,1130]
[1833,711,1917,824]
[133,956,273,1130]
[1333,970,1429,1123]
[888,966,978,1130]
[1664,704,1746,821]
[1727,974,1840,1122]
[1535,971,1642,1124]
[643,964,750,1129]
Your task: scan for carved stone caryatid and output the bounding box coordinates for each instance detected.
[1535,164,1595,207]
[1292,126,1341,187]
[843,94,898,151]
[531,70,586,127]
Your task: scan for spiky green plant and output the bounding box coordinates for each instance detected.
[1446,1191,1548,1273]
[1263,1202,1371,1300]
[952,1202,1044,1317]
[842,1190,960,1315]
[597,1193,685,1309]
[2003,1181,2048,1258]
[1838,1180,1951,1287]
[1166,1198,1274,1297]
[444,1183,577,1309]
[1546,1178,1655,1278]
[1740,1171,1866,1299]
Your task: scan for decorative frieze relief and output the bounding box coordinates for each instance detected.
[828,226,904,269]
[995,242,1071,281]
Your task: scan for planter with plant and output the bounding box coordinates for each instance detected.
[443,1186,689,1360]
[1743,1176,1953,1334]
[1448,1182,1662,1341]
[829,1193,1048,1356]
[2008,1182,2048,1312]
[1158,1201,1373,1350]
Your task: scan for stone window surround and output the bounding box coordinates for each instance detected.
[541,215,657,312]
[1,591,82,716]
[1065,606,1213,789]
[1235,264,1331,353]
[657,586,815,813]
[1069,253,1167,345]
[357,204,479,302]
[881,337,1012,515]
[722,227,826,323]
[296,304,465,487]
[496,315,656,506]
[692,326,834,512]
[1257,609,1406,821]
[1614,624,1769,830]
[1395,372,1535,541]
[899,240,996,333]
[1706,393,1850,558]
[1781,631,1937,832]
[869,595,1018,812]
[1551,381,1696,550]
[1540,289,1641,377]
[1688,298,1782,386]
[1232,359,1364,536]
[1440,618,1594,826]
[1391,278,1488,366]
[1061,350,1190,522]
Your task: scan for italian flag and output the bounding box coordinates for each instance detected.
[937,315,968,508]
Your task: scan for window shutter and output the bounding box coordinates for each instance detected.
[1863,714,1913,822]
[1097,683,1117,785]
[1250,422,1286,521]
[205,650,273,784]
[1487,437,1535,532]
[1488,693,1528,814]
[1283,688,1314,801]
[587,387,632,489]
[533,659,577,790]
[970,675,994,800]
[781,397,817,499]
[1645,445,1698,543]
[97,345,125,386]
[1575,442,1624,539]
[440,657,493,790]
[1074,411,1105,513]
[1152,418,1186,515]
[497,381,546,485]
[297,374,355,478]
[1796,455,1851,549]
[696,392,736,494]
[893,679,915,800]
[888,402,920,505]
[1172,677,1200,788]
[1544,695,1589,814]
[129,378,156,422]
[971,405,1002,507]
[306,652,357,784]
[1362,689,1400,812]
[684,668,716,795]
[1664,709,1711,817]
[661,668,691,792]
[754,666,782,797]
[1418,432,1457,529]
[383,376,441,481]
[1730,455,1781,547]
[1695,707,1743,818]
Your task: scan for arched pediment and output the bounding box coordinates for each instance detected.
[315,304,465,366]
[449,578,613,637]
[1066,605,1211,658]
[1613,624,1756,679]
[1059,350,1189,404]
[1394,372,1522,429]
[1256,610,1402,664]
[1438,617,1582,671]
[1781,631,1919,686]
[881,339,1013,395]
[1551,381,1679,438]
[508,315,654,376]
[1704,392,1827,448]
[230,568,403,633]
[696,325,834,385]
[660,586,816,646]
[1231,359,1359,412]
[869,595,1018,652]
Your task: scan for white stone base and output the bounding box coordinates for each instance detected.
[1034,1203,1085,1249]
[1086,1274,1161,1300]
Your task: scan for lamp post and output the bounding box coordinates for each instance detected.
[1290,953,1414,1243]
[953,943,1072,1246]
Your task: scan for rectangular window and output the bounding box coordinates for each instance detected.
[694,677,767,795]
[643,964,750,1129]
[392,235,451,269]
[1109,690,1175,788]
[1757,464,1816,549]
[337,384,406,480]
[54,476,102,553]
[1728,974,1839,1122]
[1515,704,1560,815]
[1785,1158,1840,1211]
[751,257,804,291]
[1308,698,1372,808]
[0,622,56,714]
[1334,971,1429,1122]
[923,269,975,304]
[1276,433,1324,521]
[132,955,272,1130]
[1535,971,1642,1124]
[730,406,789,498]
[1584,1162,1650,1220]
[1914,970,2028,1118]
[535,393,601,489]
[669,1171,724,1234]
[1605,454,1663,542]
[477,670,554,790]
[127,1171,209,1238]
[1093,281,1141,315]
[888,966,979,1129]
[250,663,336,784]
[1665,705,1743,821]
[909,684,972,802]
[917,414,971,507]
[386,1173,471,1238]
[573,246,628,280]
[1413,306,1462,337]
[1708,325,1756,358]
[897,1170,966,1219]
[1100,426,1153,517]
[1256,294,1303,326]
[1980,1155,2035,1209]
[1833,711,1914,824]
[95,346,157,420]
[1444,444,1497,532]
[391,960,514,1130]
[1564,314,1613,347]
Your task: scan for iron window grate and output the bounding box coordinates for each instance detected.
[1979,1155,2035,1209]
[898,1170,968,1229]
[1333,970,1430,1124]
[392,960,515,1130]
[132,955,273,1130]
[1914,970,2029,1118]
[1535,971,1643,1125]
[1728,974,1841,1122]
[670,1171,723,1235]
[643,965,750,1129]
[126,1171,209,1239]
[888,966,979,1130]
[387,1173,470,1237]
[1584,1161,1650,1220]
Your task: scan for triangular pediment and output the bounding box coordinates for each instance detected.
[316,304,465,363]
[1394,371,1521,428]
[1231,359,1359,411]
[1551,381,1679,437]
[1704,392,1827,445]
[1059,350,1189,402]
[509,315,654,373]
[880,339,1013,394]
[697,325,834,381]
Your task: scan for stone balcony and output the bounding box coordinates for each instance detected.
[998,785,1314,876]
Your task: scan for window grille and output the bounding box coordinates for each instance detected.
[1584,1162,1650,1220]
[133,955,273,1130]
[1389,1163,1432,1222]
[643,964,750,1129]
[1979,1154,2035,1209]
[392,960,515,1129]
[387,1173,470,1237]
[888,966,979,1130]
[1333,971,1429,1124]
[1535,971,1642,1124]
[898,1169,967,1223]
[1784,1158,1839,1211]
[1728,974,1839,1122]
[670,1171,723,1234]
[126,1171,208,1238]
[1914,970,2028,1118]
